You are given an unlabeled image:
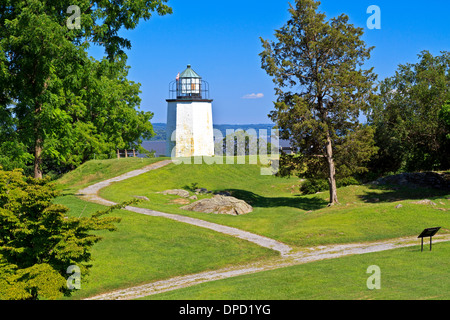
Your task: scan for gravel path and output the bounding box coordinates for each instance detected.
[77,159,293,256]
[77,159,450,300]
[86,234,450,300]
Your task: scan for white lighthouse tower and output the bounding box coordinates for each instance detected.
[166,65,214,158]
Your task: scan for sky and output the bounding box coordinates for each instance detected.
[89,0,450,124]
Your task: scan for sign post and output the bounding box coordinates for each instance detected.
[418,227,441,252]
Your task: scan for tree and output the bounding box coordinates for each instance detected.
[260,0,377,205]
[0,0,172,178]
[0,167,132,299]
[36,55,156,174]
[219,130,269,157]
[369,51,450,173]
[441,101,450,140]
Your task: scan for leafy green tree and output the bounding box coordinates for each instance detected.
[439,101,450,140]
[369,51,450,173]
[37,55,156,174]
[260,0,378,205]
[0,0,172,178]
[0,167,130,299]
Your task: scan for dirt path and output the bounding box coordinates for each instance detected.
[78,159,450,300]
[85,234,450,300]
[78,160,293,256]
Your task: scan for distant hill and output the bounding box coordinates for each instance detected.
[150,123,168,141]
[149,123,276,141]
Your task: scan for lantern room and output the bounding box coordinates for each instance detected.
[169,64,210,100]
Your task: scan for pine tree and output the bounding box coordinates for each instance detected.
[260,0,377,205]
[0,167,133,299]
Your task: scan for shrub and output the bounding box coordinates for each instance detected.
[300,177,360,194]
[0,168,125,299]
[337,177,360,188]
[300,179,329,194]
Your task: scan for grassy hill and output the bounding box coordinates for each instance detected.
[56,157,168,194]
[99,158,450,249]
[54,158,277,299]
[54,157,450,299]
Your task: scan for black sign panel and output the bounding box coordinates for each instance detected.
[418,227,441,238]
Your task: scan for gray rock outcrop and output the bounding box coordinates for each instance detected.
[412,199,437,206]
[373,172,450,190]
[159,189,190,198]
[181,195,253,216]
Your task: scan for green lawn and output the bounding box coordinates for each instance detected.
[53,158,450,299]
[56,157,169,194]
[99,160,450,248]
[144,242,450,300]
[53,194,277,300]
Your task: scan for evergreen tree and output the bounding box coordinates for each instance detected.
[0,167,132,299]
[260,0,377,205]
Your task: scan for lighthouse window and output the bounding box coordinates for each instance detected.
[170,66,209,100]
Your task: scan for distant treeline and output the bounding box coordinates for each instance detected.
[149,123,276,141]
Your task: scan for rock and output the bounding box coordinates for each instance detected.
[195,188,209,194]
[395,204,403,209]
[189,195,198,200]
[160,189,190,198]
[413,199,437,206]
[134,196,149,201]
[171,198,190,205]
[375,172,450,190]
[181,195,253,216]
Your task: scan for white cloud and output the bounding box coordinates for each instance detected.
[242,93,264,99]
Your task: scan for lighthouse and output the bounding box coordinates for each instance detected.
[166,65,215,158]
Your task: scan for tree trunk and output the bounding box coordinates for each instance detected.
[34,101,43,180]
[34,138,43,179]
[325,132,339,205]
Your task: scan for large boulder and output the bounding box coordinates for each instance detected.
[373,172,450,190]
[181,195,253,216]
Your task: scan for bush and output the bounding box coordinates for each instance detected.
[0,168,124,299]
[337,177,360,188]
[300,179,329,194]
[300,177,360,194]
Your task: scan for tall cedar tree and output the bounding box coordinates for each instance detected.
[0,0,172,178]
[260,0,377,205]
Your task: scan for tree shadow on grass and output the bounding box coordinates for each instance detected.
[359,184,450,203]
[223,189,328,211]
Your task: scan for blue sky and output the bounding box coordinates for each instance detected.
[89,0,450,124]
